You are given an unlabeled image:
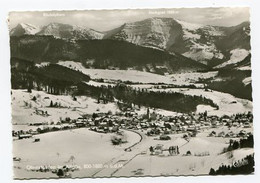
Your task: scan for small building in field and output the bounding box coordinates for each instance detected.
[18,134,33,139]
[75,122,85,128]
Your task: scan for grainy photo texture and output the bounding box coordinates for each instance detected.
[9,8,254,179]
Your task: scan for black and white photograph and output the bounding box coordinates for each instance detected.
[4,5,257,180]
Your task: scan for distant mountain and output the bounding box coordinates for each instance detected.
[37,23,104,40]
[104,18,250,66]
[11,22,104,40]
[10,23,41,36]
[215,21,250,51]
[10,18,250,67]
[104,18,182,50]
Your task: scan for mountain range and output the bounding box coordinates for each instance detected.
[9,17,252,100]
[10,17,250,67]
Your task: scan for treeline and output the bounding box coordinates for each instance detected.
[208,69,252,100]
[112,83,218,113]
[77,39,207,72]
[11,58,90,95]
[11,58,218,113]
[209,154,254,175]
[75,82,218,113]
[222,135,254,153]
[10,35,208,73]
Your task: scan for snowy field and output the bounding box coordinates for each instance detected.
[167,71,218,85]
[58,61,174,84]
[12,90,254,178]
[11,89,178,130]
[114,127,254,177]
[13,126,254,178]
[13,128,141,179]
[11,87,253,127]
[11,89,120,125]
[85,81,155,89]
[58,61,217,86]
[11,64,253,178]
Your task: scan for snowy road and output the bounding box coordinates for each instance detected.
[91,129,145,177]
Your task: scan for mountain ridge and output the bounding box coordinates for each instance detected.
[10,18,250,66]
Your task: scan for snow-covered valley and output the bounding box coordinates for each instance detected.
[9,10,254,179]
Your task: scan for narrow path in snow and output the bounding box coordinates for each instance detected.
[123,129,144,151]
[91,129,144,177]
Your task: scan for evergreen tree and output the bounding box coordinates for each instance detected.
[50,100,53,107]
[209,168,216,175]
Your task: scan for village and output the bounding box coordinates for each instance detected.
[12,101,254,178]
[13,104,253,144]
[10,75,254,178]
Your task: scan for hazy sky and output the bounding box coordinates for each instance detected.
[9,7,250,31]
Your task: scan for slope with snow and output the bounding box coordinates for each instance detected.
[242,77,252,86]
[37,23,104,40]
[176,21,225,63]
[182,42,224,63]
[167,71,218,85]
[215,49,250,68]
[11,89,120,125]
[175,19,203,31]
[113,132,254,177]
[105,17,180,50]
[58,61,216,86]
[237,65,251,71]
[13,128,142,179]
[35,62,50,68]
[151,88,252,116]
[106,18,227,63]
[10,23,41,36]
[57,61,175,84]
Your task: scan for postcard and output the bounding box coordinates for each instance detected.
[9,8,254,179]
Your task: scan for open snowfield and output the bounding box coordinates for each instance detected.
[151,88,252,116]
[58,61,217,86]
[13,128,141,179]
[116,147,253,176]
[114,127,254,177]
[13,123,254,179]
[167,71,218,85]
[84,80,115,87]
[58,61,174,84]
[11,89,120,125]
[74,69,174,84]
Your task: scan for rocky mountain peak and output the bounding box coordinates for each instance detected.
[10,23,41,36]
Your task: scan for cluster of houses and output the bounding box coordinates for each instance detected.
[209,129,253,138]
[149,144,180,156]
[12,107,253,141]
